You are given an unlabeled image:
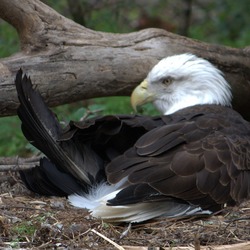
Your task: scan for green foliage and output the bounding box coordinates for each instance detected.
[9,212,54,247]
[0,116,28,156]
[54,96,159,123]
[93,96,134,115]
[189,1,250,47]
[10,221,36,248]
[12,221,36,236]
[0,20,19,57]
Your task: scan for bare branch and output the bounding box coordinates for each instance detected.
[0,157,40,171]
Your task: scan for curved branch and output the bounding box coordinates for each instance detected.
[0,0,250,119]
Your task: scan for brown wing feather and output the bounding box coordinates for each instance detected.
[106,105,250,210]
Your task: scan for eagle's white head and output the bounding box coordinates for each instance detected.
[131,54,232,115]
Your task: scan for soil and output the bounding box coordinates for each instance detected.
[0,172,250,250]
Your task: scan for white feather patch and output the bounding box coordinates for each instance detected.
[69,182,211,223]
[92,200,211,223]
[68,178,127,210]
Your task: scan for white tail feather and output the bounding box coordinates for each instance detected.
[92,200,211,223]
[68,182,211,223]
[68,182,120,210]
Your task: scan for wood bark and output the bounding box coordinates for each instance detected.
[0,156,40,171]
[0,0,250,119]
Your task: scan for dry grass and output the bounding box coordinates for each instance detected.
[1,172,250,249]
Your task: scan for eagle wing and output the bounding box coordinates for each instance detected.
[106,105,250,210]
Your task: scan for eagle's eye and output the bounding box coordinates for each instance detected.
[162,77,172,85]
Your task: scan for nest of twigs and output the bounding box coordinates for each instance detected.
[0,172,250,250]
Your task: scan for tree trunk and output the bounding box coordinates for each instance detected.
[0,0,250,119]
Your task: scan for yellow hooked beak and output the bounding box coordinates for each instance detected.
[131,79,155,112]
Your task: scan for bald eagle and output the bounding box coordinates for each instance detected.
[16,54,250,223]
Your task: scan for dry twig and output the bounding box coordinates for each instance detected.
[0,156,40,172]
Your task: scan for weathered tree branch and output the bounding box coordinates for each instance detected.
[0,0,250,119]
[0,156,40,171]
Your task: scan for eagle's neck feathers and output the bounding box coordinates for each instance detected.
[148,54,232,115]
